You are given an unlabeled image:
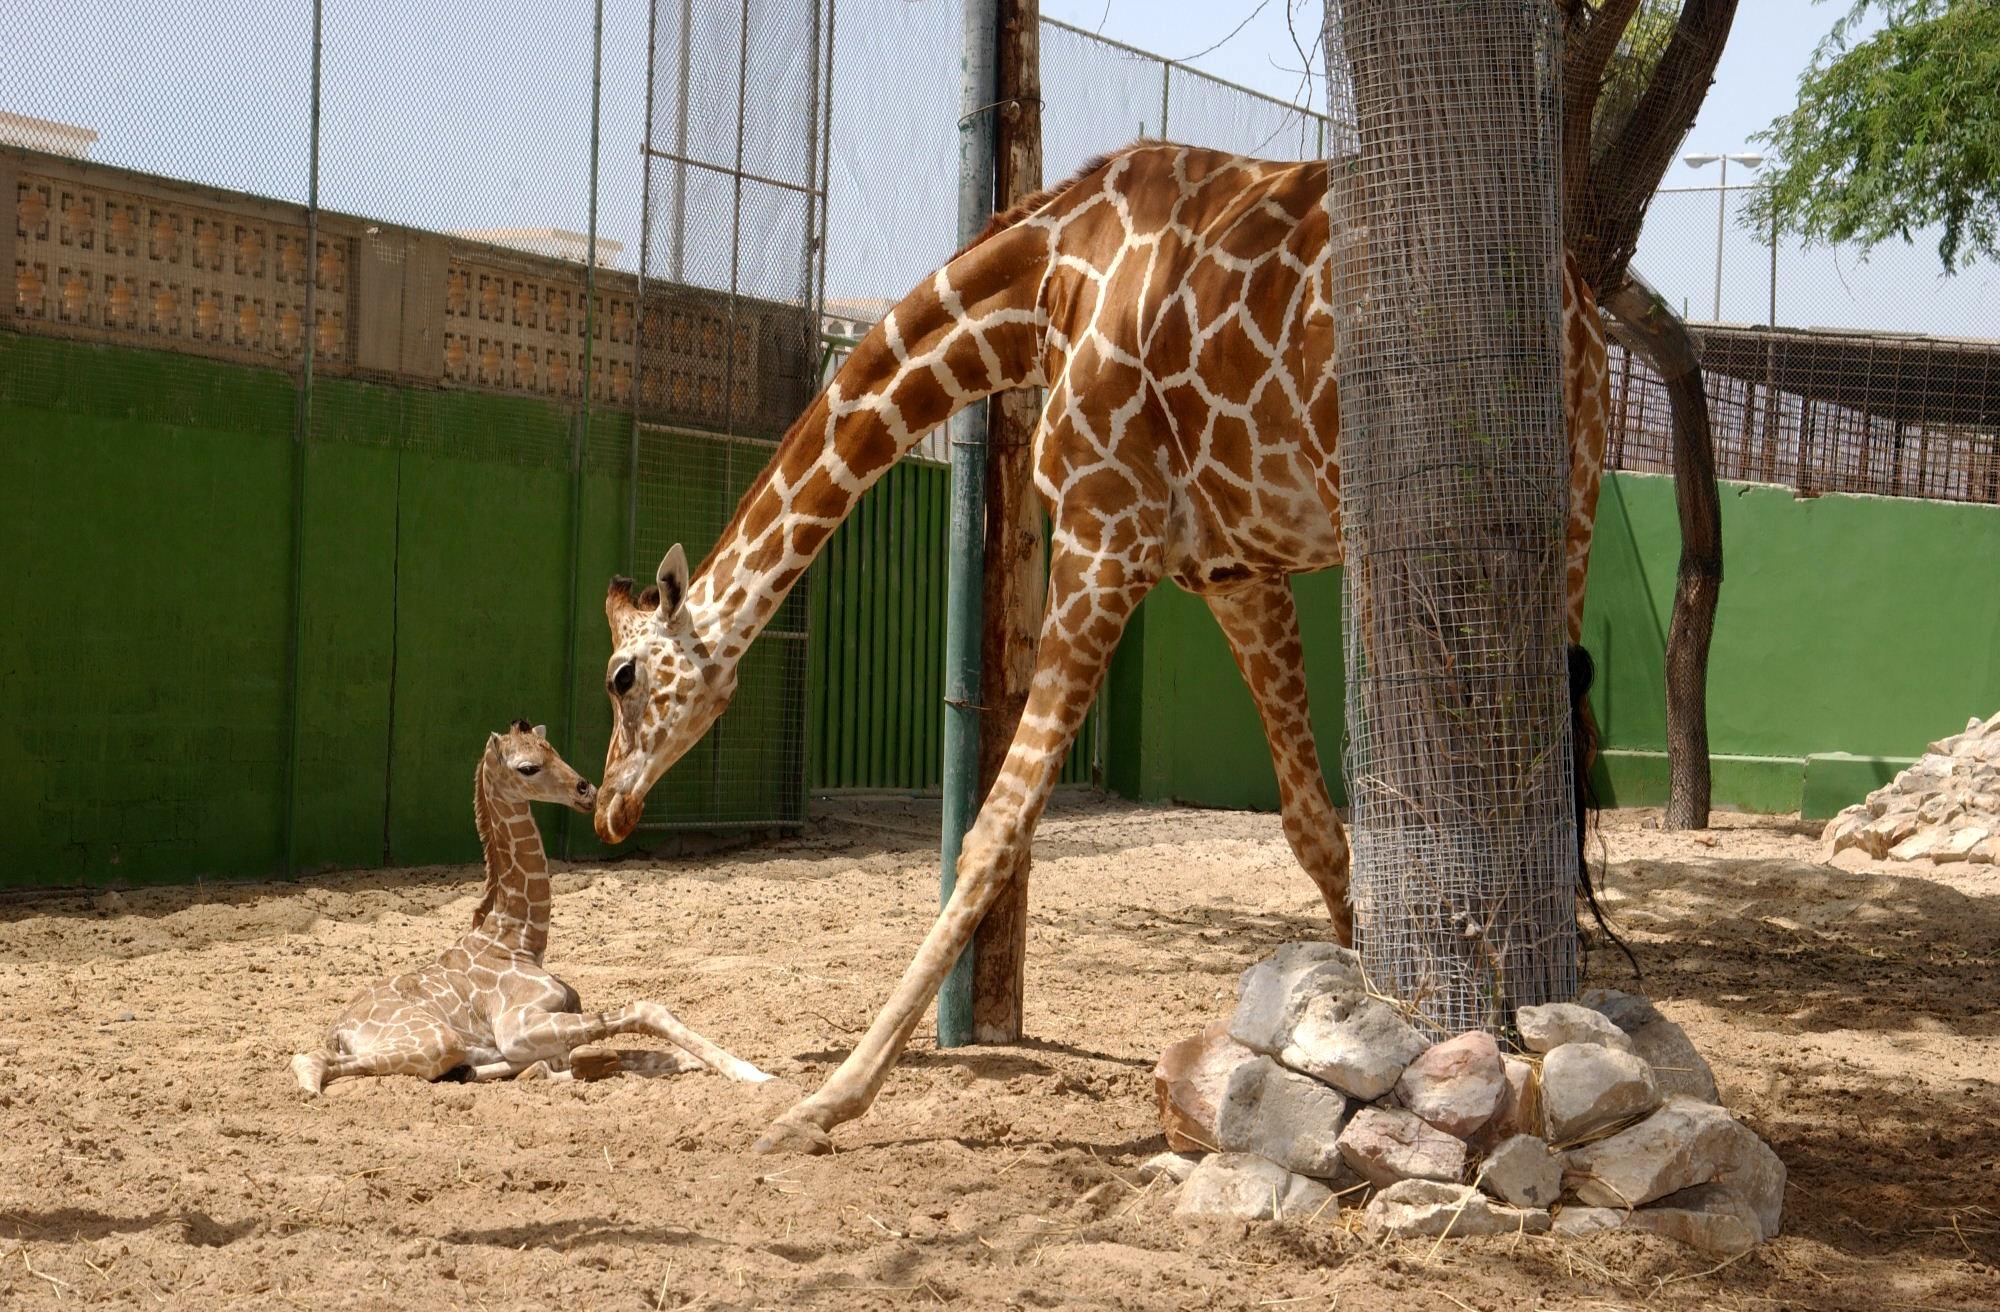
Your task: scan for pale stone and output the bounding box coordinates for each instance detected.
[1175,1153,1331,1222]
[1362,1179,1551,1240]
[1216,1056,1353,1181]
[1135,1151,1202,1185]
[1154,1019,1256,1152]
[1553,1205,1627,1237]
[1971,836,2000,865]
[1394,1031,1507,1139]
[1336,1107,1467,1187]
[1582,989,1720,1105]
[1476,1134,1562,1209]
[1543,1043,1662,1143]
[1628,1019,1720,1105]
[1626,1183,1764,1255]
[1579,987,1660,1032]
[1475,1055,1543,1150]
[1278,990,1430,1100]
[1516,1002,1634,1055]
[1228,942,1364,1055]
[1564,1096,1785,1238]
[1930,826,1988,863]
[1889,830,1940,861]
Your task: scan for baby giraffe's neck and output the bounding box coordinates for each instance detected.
[470,757,550,960]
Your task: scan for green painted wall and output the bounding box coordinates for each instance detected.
[12,321,1994,889]
[806,460,1098,794]
[0,330,645,887]
[1105,471,2000,817]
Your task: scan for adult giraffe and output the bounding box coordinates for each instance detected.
[594,142,1610,1152]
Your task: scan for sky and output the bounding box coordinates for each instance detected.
[4,1,1993,336]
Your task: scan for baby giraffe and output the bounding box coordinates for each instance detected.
[292,720,770,1094]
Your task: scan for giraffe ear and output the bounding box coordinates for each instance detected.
[655,543,689,628]
[531,724,548,739]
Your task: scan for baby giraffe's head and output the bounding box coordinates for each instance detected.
[484,720,598,813]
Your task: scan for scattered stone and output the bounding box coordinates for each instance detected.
[1553,1205,1627,1237]
[1135,1151,1202,1186]
[1516,1002,1633,1055]
[1394,1031,1507,1139]
[1228,942,1363,1055]
[1476,1134,1562,1209]
[1580,987,1660,1032]
[1542,1043,1661,1143]
[1362,1179,1551,1240]
[1932,826,1988,863]
[1277,990,1430,1100]
[1824,711,2000,866]
[1581,989,1720,1104]
[1564,1096,1785,1238]
[1625,1183,1764,1255]
[1174,1153,1332,1222]
[1476,1055,1543,1149]
[1216,1056,1353,1181]
[1155,1019,1257,1152]
[1336,1106,1467,1187]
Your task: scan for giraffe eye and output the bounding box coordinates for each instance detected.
[612,661,637,695]
[516,764,541,777]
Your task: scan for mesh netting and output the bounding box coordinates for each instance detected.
[632,0,830,828]
[1324,0,1579,1033]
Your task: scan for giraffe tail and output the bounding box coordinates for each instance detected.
[1569,644,1640,982]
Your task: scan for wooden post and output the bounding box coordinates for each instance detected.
[970,0,1043,1044]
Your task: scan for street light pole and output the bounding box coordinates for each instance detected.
[1683,151,1763,321]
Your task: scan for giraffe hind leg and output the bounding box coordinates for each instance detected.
[292,1015,468,1096]
[1205,577,1353,944]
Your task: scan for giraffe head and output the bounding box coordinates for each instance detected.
[593,544,736,841]
[484,720,598,814]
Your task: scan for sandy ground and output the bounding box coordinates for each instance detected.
[0,796,1995,1310]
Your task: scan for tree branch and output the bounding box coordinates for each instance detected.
[1578,0,1739,289]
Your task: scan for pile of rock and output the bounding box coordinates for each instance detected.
[1150,943,1782,1255]
[1823,711,2000,864]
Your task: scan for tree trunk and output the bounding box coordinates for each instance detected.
[1556,1,1737,831]
[970,0,1043,1044]
[1601,274,1720,830]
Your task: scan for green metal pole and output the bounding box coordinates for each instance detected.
[937,0,999,1049]
[560,0,604,859]
[282,0,323,879]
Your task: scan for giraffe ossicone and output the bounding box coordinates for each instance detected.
[593,142,1610,1152]
[291,720,771,1095]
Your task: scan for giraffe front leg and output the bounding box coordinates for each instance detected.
[1205,578,1353,943]
[492,1004,772,1084]
[754,539,1159,1155]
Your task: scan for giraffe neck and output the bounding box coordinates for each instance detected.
[683,224,1051,663]
[470,756,550,960]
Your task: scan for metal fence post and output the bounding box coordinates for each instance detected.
[561,0,605,858]
[282,0,324,879]
[937,0,1000,1049]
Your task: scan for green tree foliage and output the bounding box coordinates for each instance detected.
[1749,0,2000,272]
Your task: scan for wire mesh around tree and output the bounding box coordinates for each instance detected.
[1324,0,1578,1034]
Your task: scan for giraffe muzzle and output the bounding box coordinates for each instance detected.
[594,787,641,843]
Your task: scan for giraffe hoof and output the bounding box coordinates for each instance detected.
[291,1053,326,1098]
[752,1116,833,1156]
